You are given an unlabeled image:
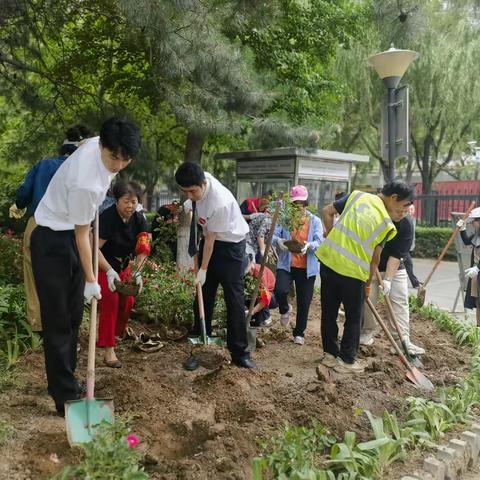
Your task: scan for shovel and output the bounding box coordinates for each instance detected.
[188,276,223,347]
[65,212,114,446]
[417,201,476,307]
[246,193,283,326]
[375,270,423,368]
[366,298,434,391]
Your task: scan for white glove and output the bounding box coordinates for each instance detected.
[456,219,466,231]
[249,213,262,220]
[381,279,392,296]
[465,266,479,279]
[196,268,207,286]
[134,272,143,294]
[9,203,26,219]
[277,238,289,252]
[106,268,121,292]
[84,281,102,303]
[300,242,311,255]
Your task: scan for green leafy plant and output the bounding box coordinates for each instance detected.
[55,416,148,479]
[134,261,195,328]
[0,284,41,368]
[253,420,337,479]
[0,232,23,286]
[269,193,304,233]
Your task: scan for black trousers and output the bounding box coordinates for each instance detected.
[31,226,85,410]
[404,253,420,288]
[275,267,315,337]
[194,239,248,359]
[320,263,364,363]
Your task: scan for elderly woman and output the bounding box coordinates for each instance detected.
[273,185,323,345]
[97,180,150,367]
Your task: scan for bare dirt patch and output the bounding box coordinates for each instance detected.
[0,296,472,479]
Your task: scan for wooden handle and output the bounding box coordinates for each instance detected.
[86,212,99,401]
[422,201,475,288]
[374,269,406,344]
[366,297,414,373]
[246,193,284,324]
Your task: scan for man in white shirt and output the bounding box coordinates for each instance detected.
[175,162,255,369]
[31,118,141,416]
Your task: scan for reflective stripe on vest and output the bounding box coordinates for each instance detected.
[316,191,397,282]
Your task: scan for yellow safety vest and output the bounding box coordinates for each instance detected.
[315,191,397,282]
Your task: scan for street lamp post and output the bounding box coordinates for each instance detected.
[368,46,419,181]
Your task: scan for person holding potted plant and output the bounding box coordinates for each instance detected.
[97,179,150,368]
[272,185,323,345]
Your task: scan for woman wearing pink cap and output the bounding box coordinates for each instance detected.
[272,185,323,344]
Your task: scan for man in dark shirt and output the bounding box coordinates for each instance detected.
[361,215,425,355]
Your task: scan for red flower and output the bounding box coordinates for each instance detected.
[126,433,139,448]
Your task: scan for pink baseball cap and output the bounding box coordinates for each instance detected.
[290,185,308,202]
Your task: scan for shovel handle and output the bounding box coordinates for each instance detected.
[366,298,415,374]
[196,281,207,343]
[423,201,475,288]
[86,212,99,401]
[246,193,284,324]
[374,270,413,358]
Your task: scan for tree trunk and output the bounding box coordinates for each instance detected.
[405,152,414,184]
[184,130,205,163]
[177,130,206,270]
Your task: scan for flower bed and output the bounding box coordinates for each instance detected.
[253,301,480,479]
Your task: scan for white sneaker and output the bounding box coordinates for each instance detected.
[280,304,293,327]
[333,358,365,374]
[322,353,338,368]
[293,336,305,345]
[406,341,425,356]
[359,332,375,346]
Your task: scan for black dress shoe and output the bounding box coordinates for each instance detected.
[183,355,200,371]
[232,357,257,369]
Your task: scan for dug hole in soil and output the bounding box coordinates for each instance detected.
[0,295,473,480]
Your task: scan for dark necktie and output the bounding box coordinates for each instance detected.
[188,201,197,257]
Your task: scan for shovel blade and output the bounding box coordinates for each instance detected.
[65,397,114,446]
[406,367,434,391]
[416,286,426,307]
[188,335,223,346]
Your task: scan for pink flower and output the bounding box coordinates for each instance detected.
[127,433,139,448]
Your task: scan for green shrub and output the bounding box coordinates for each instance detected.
[413,227,456,261]
[0,159,28,234]
[134,261,195,327]
[0,284,41,368]
[134,260,227,331]
[0,232,23,286]
[55,417,148,480]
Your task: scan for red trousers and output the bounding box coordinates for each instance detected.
[97,266,135,347]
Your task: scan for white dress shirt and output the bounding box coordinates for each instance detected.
[35,137,116,230]
[184,172,248,243]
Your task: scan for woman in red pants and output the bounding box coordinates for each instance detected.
[97,179,150,368]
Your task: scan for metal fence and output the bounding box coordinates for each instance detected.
[146,193,179,212]
[414,193,480,226]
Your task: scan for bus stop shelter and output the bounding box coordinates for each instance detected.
[214,147,369,212]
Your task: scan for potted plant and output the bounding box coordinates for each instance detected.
[268,193,305,253]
